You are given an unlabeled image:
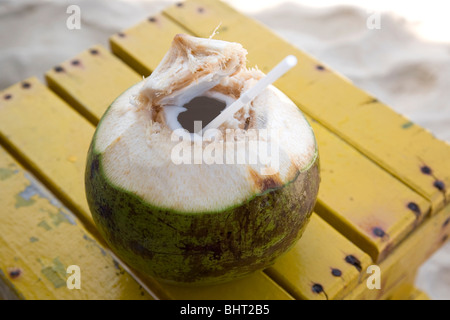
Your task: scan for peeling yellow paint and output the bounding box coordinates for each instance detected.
[0,147,152,299]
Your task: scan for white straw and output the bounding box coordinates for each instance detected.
[200,55,298,133]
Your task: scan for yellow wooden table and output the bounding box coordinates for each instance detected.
[1,0,449,300]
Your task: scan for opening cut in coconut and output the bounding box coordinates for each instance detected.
[177,95,227,133]
[165,89,236,134]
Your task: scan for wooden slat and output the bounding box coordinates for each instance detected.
[110,13,187,77]
[309,117,429,261]
[46,45,142,125]
[335,103,450,214]
[265,214,371,300]
[162,271,293,300]
[385,274,420,300]
[351,272,430,300]
[0,78,94,226]
[0,147,151,300]
[163,0,450,213]
[344,202,450,300]
[109,1,430,263]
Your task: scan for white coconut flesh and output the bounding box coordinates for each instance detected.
[94,34,317,213]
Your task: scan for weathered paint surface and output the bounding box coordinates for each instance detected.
[0,78,94,225]
[0,147,152,300]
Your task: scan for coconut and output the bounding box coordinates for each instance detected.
[85,34,320,285]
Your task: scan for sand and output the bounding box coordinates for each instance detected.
[0,0,448,299]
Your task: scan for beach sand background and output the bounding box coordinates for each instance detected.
[0,0,449,299]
